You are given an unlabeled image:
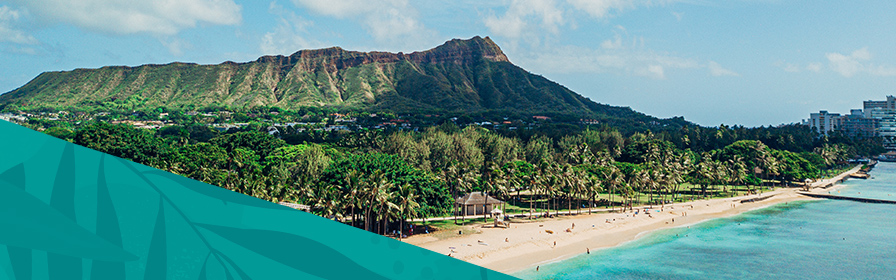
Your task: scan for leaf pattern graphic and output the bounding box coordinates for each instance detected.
[196,223,390,280]
[48,143,81,280]
[141,169,287,211]
[0,181,138,261]
[1,163,32,280]
[0,122,523,280]
[0,163,26,188]
[91,155,127,280]
[197,253,211,280]
[213,253,248,280]
[144,199,167,280]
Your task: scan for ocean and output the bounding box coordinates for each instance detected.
[514,163,896,280]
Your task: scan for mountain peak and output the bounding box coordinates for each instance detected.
[417,36,509,63]
[250,37,508,67]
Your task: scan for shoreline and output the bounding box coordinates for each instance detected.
[404,165,864,274]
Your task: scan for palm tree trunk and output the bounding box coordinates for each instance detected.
[590,193,595,215]
[365,206,373,232]
[453,185,458,225]
[567,196,572,216]
[528,190,534,220]
[609,187,614,212]
[648,188,653,207]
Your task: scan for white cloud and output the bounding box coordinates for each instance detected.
[806,62,822,72]
[520,45,701,80]
[160,37,191,57]
[600,34,623,49]
[484,0,676,44]
[780,62,801,73]
[776,60,825,73]
[291,0,425,41]
[8,0,241,35]
[0,6,37,45]
[567,0,672,19]
[826,47,896,77]
[640,64,664,79]
[484,0,564,38]
[260,3,324,55]
[567,0,634,18]
[518,31,734,79]
[671,10,683,21]
[707,61,738,76]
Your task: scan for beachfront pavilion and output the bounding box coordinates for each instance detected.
[455,192,503,216]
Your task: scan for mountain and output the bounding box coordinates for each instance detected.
[0,36,681,125]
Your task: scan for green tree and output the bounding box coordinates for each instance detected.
[394,184,420,240]
[73,122,169,168]
[209,131,287,162]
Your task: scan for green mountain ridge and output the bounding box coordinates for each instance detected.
[0,36,684,126]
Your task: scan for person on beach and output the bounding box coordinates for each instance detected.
[536,266,539,271]
[587,248,590,254]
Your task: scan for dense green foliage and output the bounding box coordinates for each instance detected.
[57,116,874,237]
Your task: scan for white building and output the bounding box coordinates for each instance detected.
[807,110,841,135]
[863,95,896,118]
[865,105,896,151]
[872,109,896,150]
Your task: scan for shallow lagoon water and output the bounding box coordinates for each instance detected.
[515,163,896,280]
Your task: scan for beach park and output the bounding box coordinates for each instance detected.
[405,164,867,273]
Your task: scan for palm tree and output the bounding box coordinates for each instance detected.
[560,164,575,216]
[441,165,460,224]
[711,159,730,196]
[455,166,477,225]
[585,171,601,214]
[524,169,541,219]
[695,156,714,199]
[727,155,747,196]
[643,166,660,206]
[314,184,344,222]
[363,171,393,233]
[483,163,507,223]
[666,154,690,203]
[543,164,561,217]
[394,184,420,241]
[343,170,362,228]
[756,144,779,188]
[378,192,398,236]
[501,165,518,214]
[629,169,647,209]
[604,165,623,212]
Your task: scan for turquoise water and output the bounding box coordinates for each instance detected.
[515,163,896,280]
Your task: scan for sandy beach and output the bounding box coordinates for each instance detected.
[404,165,864,274]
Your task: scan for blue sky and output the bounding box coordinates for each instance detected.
[1,0,895,127]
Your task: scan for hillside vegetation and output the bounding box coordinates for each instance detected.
[0,36,675,128]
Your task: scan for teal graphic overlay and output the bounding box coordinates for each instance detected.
[0,120,519,280]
